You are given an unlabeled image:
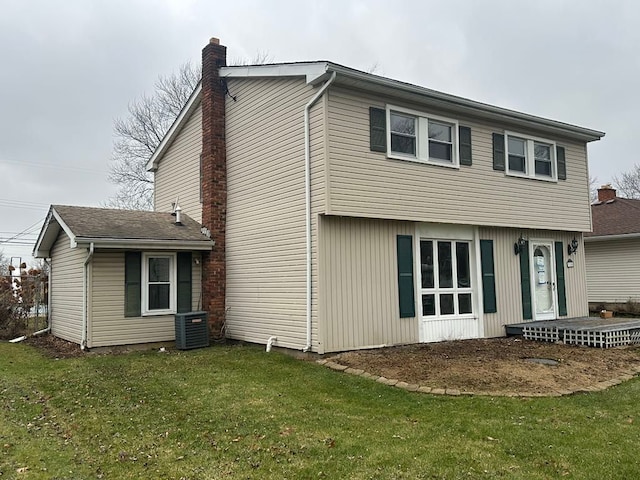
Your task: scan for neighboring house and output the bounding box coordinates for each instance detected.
[33,206,213,348]
[35,37,605,352]
[585,185,640,310]
[146,37,604,354]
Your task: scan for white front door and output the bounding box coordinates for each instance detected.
[530,241,556,321]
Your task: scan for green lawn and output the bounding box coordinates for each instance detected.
[1,342,639,479]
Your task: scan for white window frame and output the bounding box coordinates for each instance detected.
[386,105,460,169]
[141,252,177,316]
[505,131,557,182]
[419,239,474,319]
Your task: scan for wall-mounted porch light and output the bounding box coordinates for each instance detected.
[514,235,527,256]
[567,237,579,256]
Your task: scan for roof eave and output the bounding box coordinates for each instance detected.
[75,237,214,251]
[325,63,605,143]
[584,232,640,242]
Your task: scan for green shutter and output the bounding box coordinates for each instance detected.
[397,235,415,318]
[492,133,505,171]
[519,241,532,320]
[554,242,568,316]
[480,240,497,314]
[177,252,192,314]
[459,126,472,166]
[370,107,387,152]
[124,251,141,317]
[557,146,566,180]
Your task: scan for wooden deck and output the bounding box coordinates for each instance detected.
[506,317,640,348]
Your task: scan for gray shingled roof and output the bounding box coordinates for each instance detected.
[587,198,640,237]
[52,205,210,242]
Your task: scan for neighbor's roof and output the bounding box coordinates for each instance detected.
[586,197,640,240]
[146,61,605,172]
[33,205,214,258]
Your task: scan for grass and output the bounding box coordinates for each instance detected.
[1,342,639,479]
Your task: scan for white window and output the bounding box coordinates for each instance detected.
[387,106,459,168]
[506,132,556,181]
[420,239,473,318]
[142,253,176,315]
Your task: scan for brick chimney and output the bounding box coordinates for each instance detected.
[597,183,616,202]
[201,37,227,339]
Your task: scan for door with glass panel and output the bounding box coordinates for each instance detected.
[530,242,556,321]
[420,239,474,333]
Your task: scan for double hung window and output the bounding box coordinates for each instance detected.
[420,240,473,318]
[388,107,459,167]
[142,253,176,315]
[506,132,556,181]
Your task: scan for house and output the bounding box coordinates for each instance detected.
[147,37,605,353]
[584,184,640,312]
[33,206,213,348]
[35,37,605,352]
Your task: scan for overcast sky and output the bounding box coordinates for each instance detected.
[0,0,637,263]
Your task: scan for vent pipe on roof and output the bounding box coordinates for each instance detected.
[175,205,183,225]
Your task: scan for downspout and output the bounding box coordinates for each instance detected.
[32,258,52,336]
[81,243,94,350]
[303,70,336,352]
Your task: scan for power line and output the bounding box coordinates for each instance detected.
[0,158,107,174]
[0,218,45,246]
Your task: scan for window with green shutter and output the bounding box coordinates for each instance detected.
[124,251,194,317]
[397,235,415,318]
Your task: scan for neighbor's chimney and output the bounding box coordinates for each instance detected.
[597,183,616,202]
[201,37,227,340]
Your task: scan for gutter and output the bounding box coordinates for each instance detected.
[81,243,94,350]
[303,70,336,352]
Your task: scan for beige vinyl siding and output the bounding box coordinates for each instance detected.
[318,216,418,353]
[88,251,202,347]
[224,77,326,350]
[479,227,588,337]
[50,232,85,344]
[154,103,203,221]
[326,87,591,232]
[585,238,640,303]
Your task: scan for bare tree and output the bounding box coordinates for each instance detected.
[107,52,273,211]
[589,175,599,202]
[107,62,201,210]
[613,164,640,199]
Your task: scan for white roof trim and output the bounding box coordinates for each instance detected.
[584,233,640,242]
[74,237,213,251]
[33,206,78,258]
[220,62,330,84]
[146,83,203,172]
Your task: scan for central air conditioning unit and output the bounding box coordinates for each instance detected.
[175,311,209,350]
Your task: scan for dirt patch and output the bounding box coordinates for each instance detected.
[24,334,85,359]
[329,338,640,395]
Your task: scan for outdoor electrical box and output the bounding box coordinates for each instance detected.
[175,311,209,350]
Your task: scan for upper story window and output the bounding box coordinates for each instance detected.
[505,132,556,181]
[387,106,459,168]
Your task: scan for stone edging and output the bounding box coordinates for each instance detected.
[316,359,640,397]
